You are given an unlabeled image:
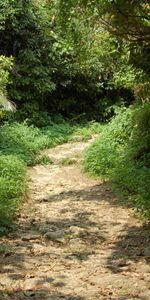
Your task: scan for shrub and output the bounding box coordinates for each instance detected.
[14,102,53,127]
[84,108,133,177]
[0,122,49,165]
[113,103,150,217]
[0,155,27,226]
[42,122,74,146]
[128,103,150,168]
[85,105,150,218]
[69,121,103,142]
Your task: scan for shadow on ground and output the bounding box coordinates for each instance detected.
[0,290,149,300]
[37,183,150,270]
[0,182,150,299]
[0,290,84,300]
[42,183,113,204]
[106,223,150,273]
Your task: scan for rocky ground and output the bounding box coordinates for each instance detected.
[0,139,150,300]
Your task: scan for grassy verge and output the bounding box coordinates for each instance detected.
[0,117,102,228]
[84,105,150,219]
[0,155,27,230]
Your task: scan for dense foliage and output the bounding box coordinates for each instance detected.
[0,55,14,116]
[1,0,145,117]
[58,0,150,100]
[85,104,150,218]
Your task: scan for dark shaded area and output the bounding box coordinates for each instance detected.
[37,183,150,270]
[0,1,135,118]
[40,182,131,215]
[106,223,150,273]
[42,183,114,203]
[65,250,94,262]
[32,200,107,264]
[0,290,84,300]
[0,290,149,300]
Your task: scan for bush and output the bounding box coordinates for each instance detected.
[14,102,53,127]
[0,155,27,226]
[84,108,133,177]
[113,158,150,217]
[0,122,49,165]
[42,122,74,146]
[85,105,150,218]
[68,121,103,142]
[128,103,150,168]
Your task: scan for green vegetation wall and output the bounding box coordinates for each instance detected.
[0,0,141,118]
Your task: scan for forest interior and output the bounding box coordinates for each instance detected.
[0,1,150,299]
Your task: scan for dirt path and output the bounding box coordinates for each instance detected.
[0,139,150,300]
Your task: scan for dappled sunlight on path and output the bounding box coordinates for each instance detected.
[0,140,150,300]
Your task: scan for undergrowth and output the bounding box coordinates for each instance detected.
[85,104,150,219]
[0,116,102,227]
[68,121,103,142]
[0,123,49,165]
[0,155,27,228]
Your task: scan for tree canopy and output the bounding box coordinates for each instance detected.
[0,0,149,115]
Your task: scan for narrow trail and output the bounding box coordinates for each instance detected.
[0,139,150,300]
